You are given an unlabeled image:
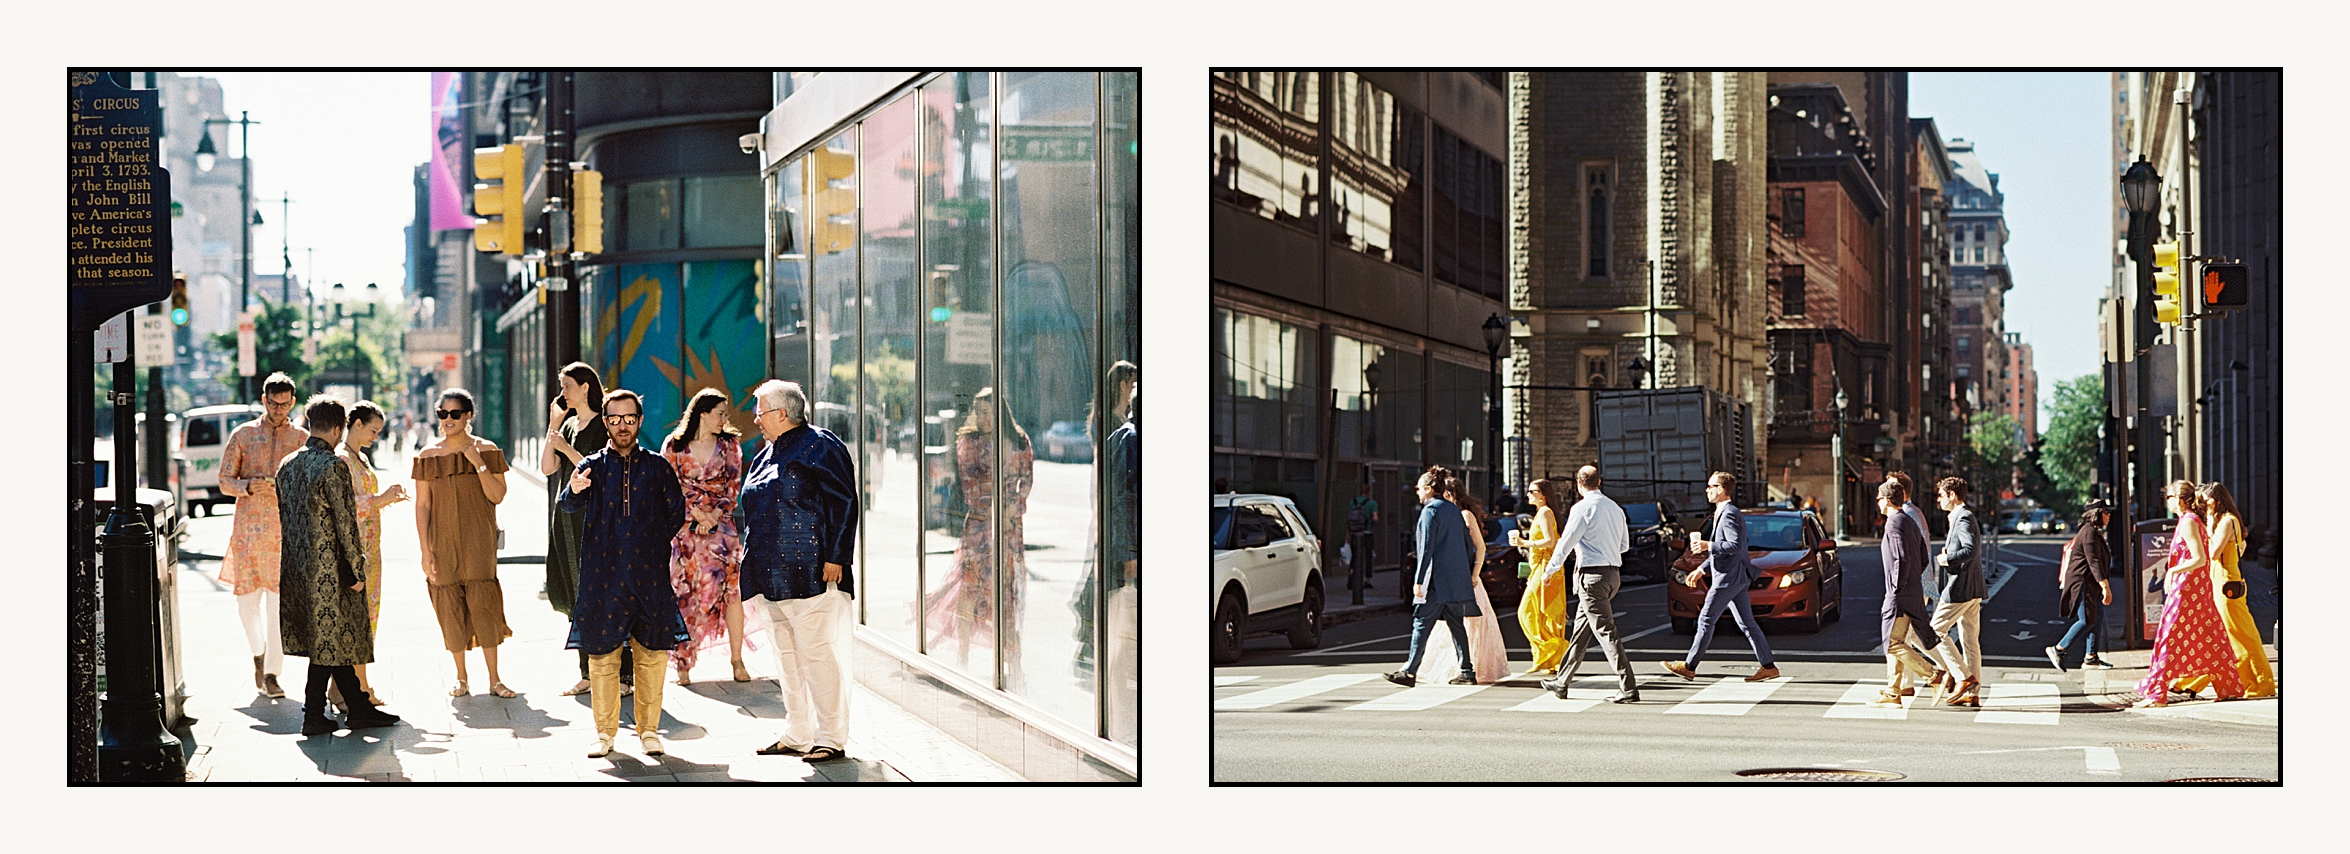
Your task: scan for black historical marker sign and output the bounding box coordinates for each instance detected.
[69,72,173,326]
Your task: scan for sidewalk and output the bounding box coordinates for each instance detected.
[170,445,1020,782]
[2075,646,2281,728]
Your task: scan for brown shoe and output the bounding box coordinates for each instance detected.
[262,673,286,699]
[253,655,266,692]
[1660,660,1697,681]
[1744,666,1781,682]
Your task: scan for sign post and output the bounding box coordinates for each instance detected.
[68,71,184,784]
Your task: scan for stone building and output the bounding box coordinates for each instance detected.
[1910,118,1963,486]
[1504,71,1769,491]
[1945,137,2012,420]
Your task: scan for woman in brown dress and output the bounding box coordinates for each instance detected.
[413,389,515,697]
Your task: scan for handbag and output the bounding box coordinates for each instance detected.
[1517,561,1533,579]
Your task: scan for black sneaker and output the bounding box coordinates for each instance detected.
[1381,670,1416,688]
[300,716,342,737]
[2081,657,2114,670]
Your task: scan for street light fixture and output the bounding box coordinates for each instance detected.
[2121,156,2161,217]
[197,112,258,401]
[1833,385,1849,541]
[1482,313,1511,508]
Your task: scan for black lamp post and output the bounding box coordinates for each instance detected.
[1362,358,1382,604]
[197,113,259,402]
[1833,385,1849,540]
[2119,154,2161,649]
[1482,314,1509,509]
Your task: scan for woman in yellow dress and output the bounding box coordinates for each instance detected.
[2198,481,2276,698]
[1511,478,1570,676]
[337,401,408,708]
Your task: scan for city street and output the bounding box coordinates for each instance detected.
[161,443,1019,782]
[1213,535,2280,783]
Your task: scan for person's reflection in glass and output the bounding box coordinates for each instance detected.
[1071,361,1138,684]
[1101,381,1140,747]
[926,388,1034,680]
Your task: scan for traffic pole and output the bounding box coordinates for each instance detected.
[97,349,185,782]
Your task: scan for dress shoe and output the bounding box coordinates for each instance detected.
[1382,670,1416,688]
[1867,690,1905,708]
[2043,645,2066,672]
[345,710,402,730]
[1537,676,1568,695]
[262,674,286,699]
[1745,665,1781,682]
[300,716,342,737]
[640,734,665,756]
[1660,660,1696,681]
[1604,691,1639,704]
[1446,674,1476,686]
[588,735,615,758]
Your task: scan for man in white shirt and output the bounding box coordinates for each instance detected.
[1536,466,1640,703]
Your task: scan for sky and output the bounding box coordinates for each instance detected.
[1909,71,2113,433]
[184,71,435,305]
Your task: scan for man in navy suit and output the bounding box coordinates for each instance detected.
[1871,478,1942,706]
[1385,468,1479,687]
[1662,472,1780,682]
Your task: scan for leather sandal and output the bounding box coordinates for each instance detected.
[733,659,752,682]
[802,745,848,763]
[449,680,469,697]
[756,740,805,756]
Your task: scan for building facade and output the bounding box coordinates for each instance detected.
[2004,330,2037,449]
[1211,70,1507,574]
[1910,118,1962,489]
[1507,71,1770,510]
[1944,138,2011,422]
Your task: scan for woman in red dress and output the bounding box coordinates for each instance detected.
[2134,480,2242,707]
[661,388,752,685]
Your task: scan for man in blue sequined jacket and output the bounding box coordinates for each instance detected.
[740,379,859,763]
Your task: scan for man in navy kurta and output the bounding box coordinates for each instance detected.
[742,379,859,763]
[557,389,689,758]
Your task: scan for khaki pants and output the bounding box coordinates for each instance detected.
[589,638,669,737]
[1885,616,1937,687]
[1930,598,1984,682]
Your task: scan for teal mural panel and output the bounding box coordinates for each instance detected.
[599,262,684,438]
[683,258,766,442]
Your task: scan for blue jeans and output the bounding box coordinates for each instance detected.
[1685,580,1775,668]
[2057,598,2099,658]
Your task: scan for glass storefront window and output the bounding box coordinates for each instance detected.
[919,72,997,685]
[1329,73,1423,271]
[767,158,811,387]
[1097,70,1139,750]
[1210,71,1320,229]
[684,174,764,248]
[859,94,920,652]
[622,177,679,251]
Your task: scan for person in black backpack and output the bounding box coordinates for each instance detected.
[1347,483,1380,594]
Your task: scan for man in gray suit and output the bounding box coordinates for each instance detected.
[1662,472,1780,682]
[1928,477,1986,705]
[1538,466,1639,702]
[1385,469,1479,687]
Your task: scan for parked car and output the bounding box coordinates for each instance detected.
[1665,508,1843,634]
[1211,493,1324,663]
[1620,500,1683,582]
[180,403,262,516]
[2019,508,2062,535]
[1039,420,1093,463]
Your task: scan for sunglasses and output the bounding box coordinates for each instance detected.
[436,409,470,420]
[602,413,642,425]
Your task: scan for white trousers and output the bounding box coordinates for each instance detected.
[236,589,283,675]
[1930,598,1984,681]
[758,586,852,751]
[1103,585,1140,746]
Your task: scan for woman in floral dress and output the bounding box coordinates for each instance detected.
[2134,480,2241,707]
[660,388,751,685]
[338,401,407,706]
[927,388,1035,676]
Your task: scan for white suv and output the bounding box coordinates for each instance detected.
[1211,493,1324,663]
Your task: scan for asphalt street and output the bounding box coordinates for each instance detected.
[1213,534,2282,783]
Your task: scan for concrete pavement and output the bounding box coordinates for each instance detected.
[167,442,1019,782]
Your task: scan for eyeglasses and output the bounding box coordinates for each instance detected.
[602,413,642,425]
[436,409,470,420]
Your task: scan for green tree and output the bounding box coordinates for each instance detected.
[2034,373,2103,521]
[1962,411,2020,505]
[207,297,312,395]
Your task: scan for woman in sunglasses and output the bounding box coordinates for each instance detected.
[413,389,516,698]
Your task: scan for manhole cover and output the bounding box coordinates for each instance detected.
[2164,777,2276,783]
[1735,767,1905,782]
[2109,742,2198,751]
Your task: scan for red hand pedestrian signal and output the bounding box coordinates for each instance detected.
[2201,262,2248,313]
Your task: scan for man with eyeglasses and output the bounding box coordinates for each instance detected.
[217,372,305,699]
[558,389,690,759]
[742,379,859,764]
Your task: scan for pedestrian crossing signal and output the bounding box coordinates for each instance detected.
[169,272,190,325]
[2202,262,2248,313]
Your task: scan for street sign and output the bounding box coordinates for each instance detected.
[236,316,256,376]
[136,313,171,366]
[69,72,173,328]
[1002,125,1095,163]
[441,353,459,372]
[96,313,129,363]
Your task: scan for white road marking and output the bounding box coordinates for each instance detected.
[1976,682,2060,725]
[2085,746,2120,775]
[1215,675,1261,687]
[1214,673,1375,711]
[1502,692,1602,713]
[1346,682,1489,711]
[1664,677,1789,716]
[1824,680,1909,720]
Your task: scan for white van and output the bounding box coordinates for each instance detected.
[181,404,263,516]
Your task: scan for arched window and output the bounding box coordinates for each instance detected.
[1585,165,1610,278]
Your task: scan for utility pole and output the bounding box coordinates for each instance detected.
[545,72,579,392]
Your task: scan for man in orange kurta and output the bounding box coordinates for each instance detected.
[217,373,306,699]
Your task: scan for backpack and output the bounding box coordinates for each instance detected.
[1346,498,1369,533]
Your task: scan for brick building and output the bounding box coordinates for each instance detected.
[1945,138,2012,420]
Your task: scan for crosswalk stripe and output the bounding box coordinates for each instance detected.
[1823,681,1909,720]
[1500,677,1615,713]
[1663,677,1789,716]
[1976,682,2060,725]
[1215,675,1261,687]
[1215,674,1374,711]
[1346,683,1490,711]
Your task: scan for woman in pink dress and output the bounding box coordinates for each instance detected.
[1414,474,1510,684]
[2134,480,2242,707]
[661,388,752,685]
[926,388,1035,678]
[338,401,408,707]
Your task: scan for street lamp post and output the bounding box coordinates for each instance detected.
[196,113,258,402]
[1833,386,1849,541]
[1359,358,1381,606]
[2119,154,2162,650]
[1483,314,1510,510]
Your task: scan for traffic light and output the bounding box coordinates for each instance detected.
[2151,239,2182,325]
[572,169,603,255]
[473,144,526,254]
[2202,262,2249,313]
[169,272,190,326]
[809,145,856,254]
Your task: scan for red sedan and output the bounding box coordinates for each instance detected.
[1666,508,1844,634]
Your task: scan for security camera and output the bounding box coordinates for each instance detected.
[738,133,763,155]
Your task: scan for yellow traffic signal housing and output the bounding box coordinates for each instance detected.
[2151,239,2181,296]
[169,272,190,325]
[2154,295,2181,325]
[572,169,604,255]
[809,145,857,254]
[473,144,527,254]
[2152,240,2180,270]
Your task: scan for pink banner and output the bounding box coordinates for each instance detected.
[429,72,471,232]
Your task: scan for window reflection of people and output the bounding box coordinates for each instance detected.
[927,387,1034,678]
[1073,361,1137,681]
[1101,382,1140,746]
[412,389,514,699]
